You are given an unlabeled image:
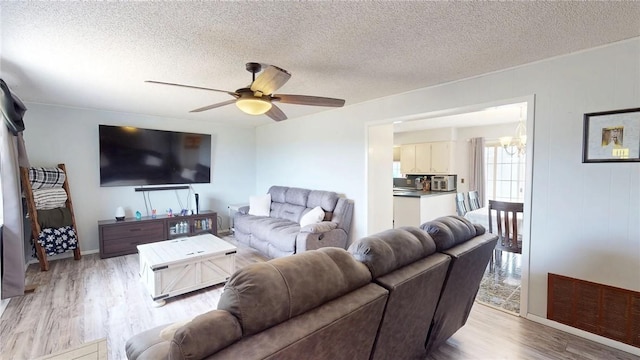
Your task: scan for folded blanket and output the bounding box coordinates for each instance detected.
[37,226,78,256]
[37,207,73,229]
[32,188,68,210]
[29,167,66,189]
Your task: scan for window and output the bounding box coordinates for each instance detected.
[484,142,525,203]
[392,161,402,178]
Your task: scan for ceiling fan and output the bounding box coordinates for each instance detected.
[146,62,346,122]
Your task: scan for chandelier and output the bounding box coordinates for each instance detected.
[499,108,527,156]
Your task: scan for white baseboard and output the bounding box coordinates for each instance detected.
[526,314,640,356]
[26,248,100,265]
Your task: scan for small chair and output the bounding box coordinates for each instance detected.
[468,190,481,210]
[488,200,524,255]
[455,192,468,216]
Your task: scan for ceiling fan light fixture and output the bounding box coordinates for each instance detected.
[236,97,272,115]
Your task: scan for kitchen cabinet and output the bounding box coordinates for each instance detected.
[430,141,452,173]
[400,144,416,174]
[400,141,453,174]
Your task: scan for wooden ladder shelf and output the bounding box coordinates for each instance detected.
[20,163,81,271]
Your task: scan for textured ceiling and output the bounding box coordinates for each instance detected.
[1,2,639,128]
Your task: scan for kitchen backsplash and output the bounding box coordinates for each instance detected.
[394,175,458,189]
[394,175,432,188]
[394,177,415,188]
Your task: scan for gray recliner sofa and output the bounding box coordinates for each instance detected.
[420,215,499,352]
[348,227,451,360]
[125,247,388,360]
[125,216,498,360]
[233,186,354,258]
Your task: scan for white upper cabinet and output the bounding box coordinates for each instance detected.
[399,141,454,174]
[400,144,417,174]
[414,143,431,173]
[430,141,451,173]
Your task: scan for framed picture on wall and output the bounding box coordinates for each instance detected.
[582,107,640,163]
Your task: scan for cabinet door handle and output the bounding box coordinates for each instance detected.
[129,228,142,232]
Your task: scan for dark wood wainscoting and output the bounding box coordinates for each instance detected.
[548,273,640,348]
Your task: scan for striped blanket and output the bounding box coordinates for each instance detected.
[32,188,68,210]
[28,167,66,189]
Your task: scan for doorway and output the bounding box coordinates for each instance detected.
[365,95,534,317]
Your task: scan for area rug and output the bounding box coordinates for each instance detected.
[33,338,107,360]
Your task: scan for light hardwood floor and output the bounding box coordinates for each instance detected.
[1,238,638,360]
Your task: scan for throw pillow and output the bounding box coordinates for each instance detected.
[300,206,325,227]
[249,194,271,216]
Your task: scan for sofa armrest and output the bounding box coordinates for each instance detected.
[169,310,242,360]
[296,228,348,252]
[238,205,250,215]
[300,221,338,234]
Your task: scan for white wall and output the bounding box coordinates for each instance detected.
[394,127,457,144]
[23,104,256,253]
[256,38,640,326]
[367,124,394,234]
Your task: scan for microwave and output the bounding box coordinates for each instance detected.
[431,175,456,192]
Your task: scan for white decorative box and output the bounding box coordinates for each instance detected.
[137,234,237,305]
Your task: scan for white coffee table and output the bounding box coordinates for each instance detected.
[137,233,237,306]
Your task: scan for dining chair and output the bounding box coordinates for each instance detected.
[488,200,524,255]
[468,190,481,211]
[455,192,468,216]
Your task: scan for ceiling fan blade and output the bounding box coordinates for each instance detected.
[265,103,287,122]
[189,99,237,113]
[250,65,291,95]
[273,94,345,107]
[146,80,237,97]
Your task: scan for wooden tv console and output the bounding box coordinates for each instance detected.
[98,211,217,258]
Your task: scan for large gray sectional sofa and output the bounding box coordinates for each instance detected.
[233,186,354,258]
[126,216,498,360]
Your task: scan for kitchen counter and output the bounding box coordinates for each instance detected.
[393,189,457,198]
[393,190,457,228]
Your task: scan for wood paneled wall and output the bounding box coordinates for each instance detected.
[548,273,640,348]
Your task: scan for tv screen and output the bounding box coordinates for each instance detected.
[99,125,212,187]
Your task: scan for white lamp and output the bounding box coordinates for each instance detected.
[235,93,272,115]
[115,206,125,221]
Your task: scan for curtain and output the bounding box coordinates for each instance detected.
[468,137,485,206]
[1,79,29,299]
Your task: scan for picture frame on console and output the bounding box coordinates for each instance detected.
[582,107,640,163]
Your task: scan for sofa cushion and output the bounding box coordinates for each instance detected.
[307,190,340,212]
[348,227,437,278]
[217,247,372,336]
[268,186,288,203]
[420,215,484,252]
[272,203,307,223]
[300,206,325,227]
[244,216,300,252]
[285,187,311,206]
[249,194,271,216]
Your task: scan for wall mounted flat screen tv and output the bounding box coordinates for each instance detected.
[99,125,212,187]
